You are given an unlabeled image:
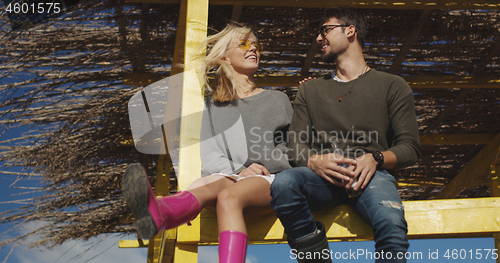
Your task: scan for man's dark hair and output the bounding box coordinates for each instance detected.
[322,6,367,46]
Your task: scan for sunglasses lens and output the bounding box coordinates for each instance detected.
[239,40,263,53]
[255,43,263,53]
[239,40,251,51]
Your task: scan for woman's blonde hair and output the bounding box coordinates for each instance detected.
[197,23,256,103]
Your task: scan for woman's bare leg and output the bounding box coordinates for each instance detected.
[216,177,273,234]
[185,174,235,209]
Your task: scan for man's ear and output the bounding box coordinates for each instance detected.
[346,25,356,38]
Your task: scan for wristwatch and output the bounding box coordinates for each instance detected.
[369,150,384,169]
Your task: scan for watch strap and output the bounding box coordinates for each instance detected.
[369,150,384,169]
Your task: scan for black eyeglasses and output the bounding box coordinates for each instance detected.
[319,24,350,37]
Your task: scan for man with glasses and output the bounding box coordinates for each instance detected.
[270,6,421,262]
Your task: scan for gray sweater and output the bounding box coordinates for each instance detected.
[289,69,421,170]
[200,90,293,175]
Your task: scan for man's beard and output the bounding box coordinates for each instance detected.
[323,51,337,64]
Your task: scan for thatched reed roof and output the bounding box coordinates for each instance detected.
[0,0,498,251]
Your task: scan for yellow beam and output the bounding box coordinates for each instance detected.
[119,239,150,248]
[231,5,243,21]
[123,73,168,86]
[147,229,176,263]
[176,0,207,196]
[170,0,208,262]
[420,133,497,145]
[389,9,432,74]
[301,39,319,75]
[145,0,208,261]
[146,0,195,260]
[176,197,500,245]
[490,163,500,263]
[491,165,500,198]
[405,75,500,89]
[154,155,171,197]
[397,177,447,187]
[174,244,199,263]
[123,132,498,147]
[496,233,500,263]
[124,73,500,89]
[125,0,500,9]
[436,133,500,199]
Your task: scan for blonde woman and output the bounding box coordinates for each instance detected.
[122,24,292,263]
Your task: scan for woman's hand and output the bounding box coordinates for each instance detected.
[238,163,271,177]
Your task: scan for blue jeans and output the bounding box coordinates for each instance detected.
[270,167,409,263]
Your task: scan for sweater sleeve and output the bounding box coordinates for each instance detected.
[387,77,421,170]
[282,93,293,123]
[273,90,294,161]
[200,136,245,175]
[288,84,313,167]
[200,104,246,175]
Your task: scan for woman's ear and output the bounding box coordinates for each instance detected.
[222,57,230,64]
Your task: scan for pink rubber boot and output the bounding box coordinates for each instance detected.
[122,163,200,239]
[218,230,248,263]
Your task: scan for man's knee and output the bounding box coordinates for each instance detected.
[271,173,293,194]
[270,168,306,197]
[372,202,408,248]
[376,201,406,226]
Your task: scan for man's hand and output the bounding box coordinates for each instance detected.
[299,77,316,85]
[307,153,357,186]
[345,153,377,190]
[238,163,271,177]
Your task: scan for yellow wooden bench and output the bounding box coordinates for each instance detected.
[120,198,500,262]
[118,1,500,262]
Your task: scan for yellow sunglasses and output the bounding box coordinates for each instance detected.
[238,39,263,53]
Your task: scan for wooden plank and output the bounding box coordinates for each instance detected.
[171,0,208,262]
[496,233,500,263]
[123,133,498,146]
[423,89,470,134]
[124,73,500,89]
[436,133,500,199]
[405,75,500,89]
[423,41,500,135]
[158,232,177,263]
[419,133,496,145]
[406,198,500,239]
[231,5,243,21]
[300,39,319,76]
[176,0,207,191]
[472,40,500,76]
[389,9,432,74]
[257,75,500,89]
[175,197,500,244]
[149,230,176,263]
[490,164,500,263]
[125,0,500,9]
[119,239,150,248]
[174,244,199,263]
[491,165,500,197]
[397,178,447,187]
[146,0,193,261]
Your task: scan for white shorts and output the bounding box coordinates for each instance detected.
[218,173,275,184]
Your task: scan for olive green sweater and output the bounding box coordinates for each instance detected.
[289,69,421,170]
